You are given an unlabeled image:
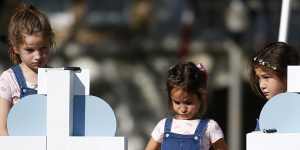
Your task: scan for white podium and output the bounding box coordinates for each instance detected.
[247,132,300,150]
[0,68,127,150]
[247,66,300,150]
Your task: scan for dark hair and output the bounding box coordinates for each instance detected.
[250,42,300,98]
[166,62,208,117]
[8,3,54,64]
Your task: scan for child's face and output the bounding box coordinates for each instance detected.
[170,87,200,120]
[255,67,286,100]
[14,33,50,72]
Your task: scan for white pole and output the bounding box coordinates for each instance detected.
[225,41,242,150]
[278,0,292,42]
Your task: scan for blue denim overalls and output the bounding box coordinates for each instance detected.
[161,118,208,150]
[12,65,37,98]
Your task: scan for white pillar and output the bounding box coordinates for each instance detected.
[47,70,74,150]
[224,41,242,150]
[278,0,292,42]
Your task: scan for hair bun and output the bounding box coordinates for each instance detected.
[196,63,208,81]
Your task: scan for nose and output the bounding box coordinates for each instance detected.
[33,50,42,60]
[259,80,267,90]
[179,105,188,114]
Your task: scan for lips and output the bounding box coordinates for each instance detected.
[263,91,269,96]
[32,62,43,67]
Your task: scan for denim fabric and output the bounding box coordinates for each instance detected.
[161,118,208,150]
[12,65,37,98]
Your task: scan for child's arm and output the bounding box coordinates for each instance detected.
[0,98,11,136]
[211,138,228,150]
[145,137,160,150]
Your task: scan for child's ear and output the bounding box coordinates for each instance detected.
[12,47,19,54]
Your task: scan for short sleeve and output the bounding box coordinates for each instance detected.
[0,73,12,100]
[0,71,13,101]
[206,119,224,144]
[0,69,20,103]
[151,118,166,143]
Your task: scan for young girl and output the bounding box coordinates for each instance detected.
[250,42,300,100]
[250,42,300,130]
[0,4,54,135]
[145,62,228,150]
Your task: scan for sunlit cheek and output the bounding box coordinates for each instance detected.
[42,53,49,60]
[42,52,50,60]
[175,104,181,109]
[191,105,199,111]
[188,106,195,112]
[172,104,177,110]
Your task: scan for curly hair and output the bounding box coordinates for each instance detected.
[166,62,208,117]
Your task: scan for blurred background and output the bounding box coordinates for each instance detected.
[0,0,299,150]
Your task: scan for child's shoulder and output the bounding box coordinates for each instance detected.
[206,119,220,127]
[205,118,219,124]
[0,67,19,101]
[201,118,219,125]
[155,117,174,127]
[0,68,17,88]
[0,67,14,79]
[205,119,223,133]
[156,117,168,125]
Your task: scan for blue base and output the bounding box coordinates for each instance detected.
[8,95,116,136]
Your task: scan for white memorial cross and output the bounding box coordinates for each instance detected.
[0,68,127,150]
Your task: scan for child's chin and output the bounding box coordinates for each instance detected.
[33,64,45,69]
[29,66,39,72]
[176,115,193,120]
[265,95,272,100]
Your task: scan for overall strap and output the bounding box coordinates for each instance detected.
[194,119,208,137]
[12,65,28,88]
[164,118,173,132]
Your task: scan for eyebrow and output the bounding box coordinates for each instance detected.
[171,97,191,102]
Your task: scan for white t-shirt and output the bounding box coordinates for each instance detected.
[0,68,37,104]
[151,118,224,150]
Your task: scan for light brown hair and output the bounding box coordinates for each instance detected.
[8,3,54,64]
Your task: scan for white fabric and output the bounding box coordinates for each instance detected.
[151,118,224,150]
[0,68,37,104]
